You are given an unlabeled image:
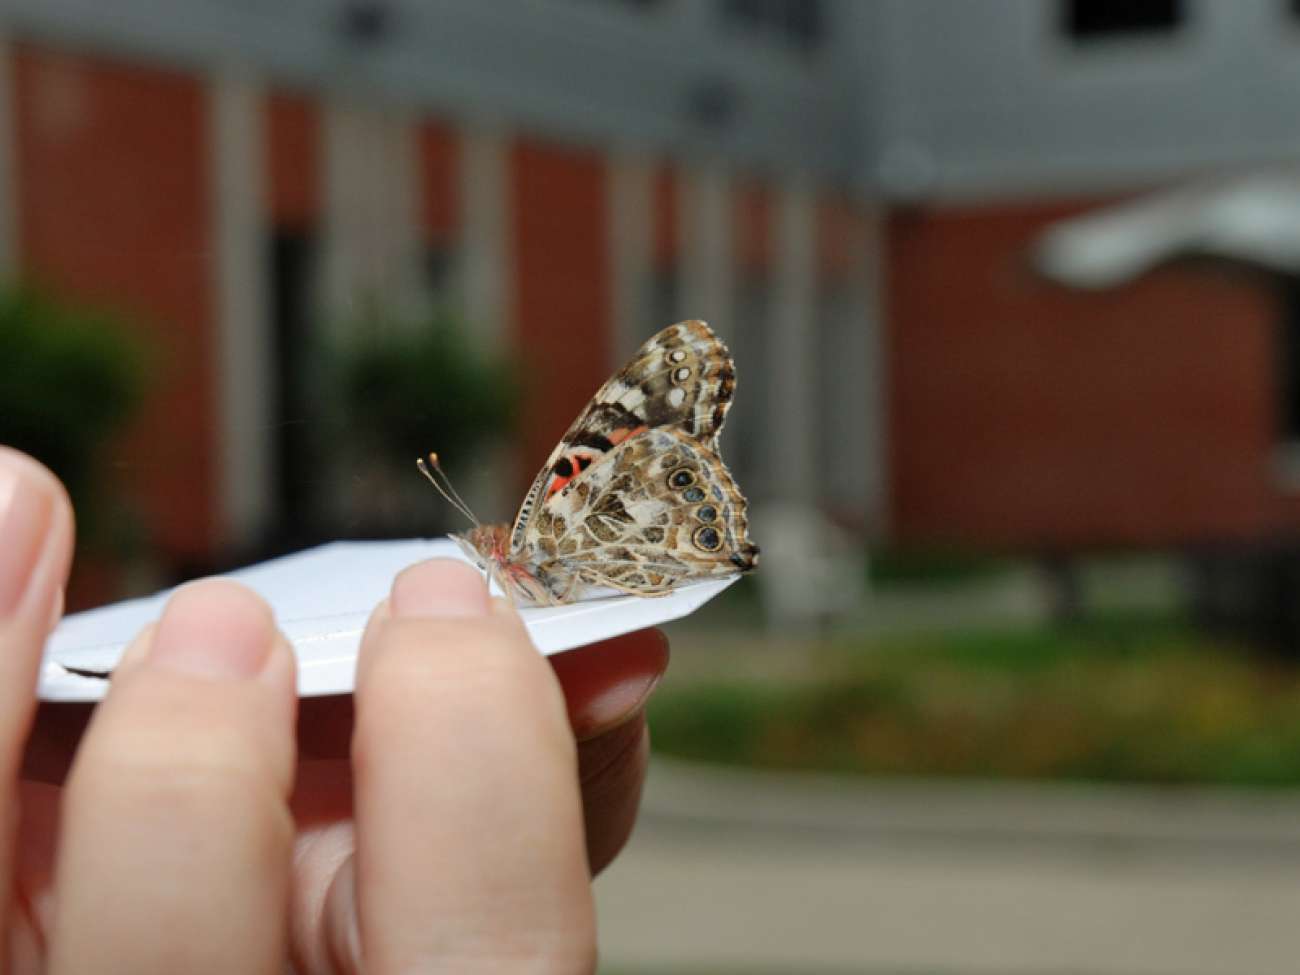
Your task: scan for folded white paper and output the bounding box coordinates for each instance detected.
[38,538,737,702]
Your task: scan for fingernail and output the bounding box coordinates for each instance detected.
[147,580,275,680]
[0,455,55,620]
[579,672,663,741]
[390,559,491,619]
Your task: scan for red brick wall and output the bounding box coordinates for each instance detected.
[511,139,611,479]
[266,91,318,230]
[734,177,772,274]
[13,44,216,559]
[817,194,858,282]
[886,198,1279,549]
[419,120,459,246]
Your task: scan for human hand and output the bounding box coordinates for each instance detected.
[4,445,667,972]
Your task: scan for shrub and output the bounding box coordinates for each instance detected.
[328,306,519,533]
[0,285,147,544]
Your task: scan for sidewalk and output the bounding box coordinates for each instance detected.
[595,760,1300,974]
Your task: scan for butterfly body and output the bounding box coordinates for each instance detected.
[454,320,758,606]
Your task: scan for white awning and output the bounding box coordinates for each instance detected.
[1035,174,1300,289]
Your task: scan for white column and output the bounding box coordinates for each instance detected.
[320,99,423,329]
[454,122,514,521]
[0,34,18,277]
[770,176,817,504]
[679,160,733,331]
[210,69,273,549]
[606,146,653,363]
[458,122,512,346]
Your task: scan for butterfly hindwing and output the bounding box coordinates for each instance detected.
[523,427,758,597]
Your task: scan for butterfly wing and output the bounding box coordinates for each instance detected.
[508,319,737,554]
[525,427,758,598]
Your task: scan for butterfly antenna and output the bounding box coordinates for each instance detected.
[416,452,481,527]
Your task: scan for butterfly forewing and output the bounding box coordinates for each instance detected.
[508,320,737,554]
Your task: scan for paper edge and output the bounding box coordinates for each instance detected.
[37,543,739,702]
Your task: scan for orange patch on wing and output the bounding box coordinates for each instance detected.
[545,453,596,499]
[608,425,648,446]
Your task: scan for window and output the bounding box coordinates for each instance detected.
[720,0,823,52]
[1272,282,1300,490]
[424,243,455,297]
[727,272,772,494]
[1280,283,1300,445]
[268,230,322,548]
[580,0,665,9]
[1063,0,1184,42]
[722,0,764,26]
[647,268,680,340]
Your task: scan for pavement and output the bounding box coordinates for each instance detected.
[594,759,1300,974]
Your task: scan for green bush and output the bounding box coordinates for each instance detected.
[0,286,147,542]
[868,545,1010,587]
[649,620,1300,786]
[331,307,518,481]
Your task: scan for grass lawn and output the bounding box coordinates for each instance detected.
[648,613,1300,786]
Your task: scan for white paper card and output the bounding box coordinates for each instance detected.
[38,538,737,702]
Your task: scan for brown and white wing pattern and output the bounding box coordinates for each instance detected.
[508,319,737,553]
[523,427,758,599]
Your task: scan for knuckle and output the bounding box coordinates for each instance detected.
[66,755,294,875]
[72,730,280,809]
[71,680,291,805]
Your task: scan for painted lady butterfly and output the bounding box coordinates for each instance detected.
[422,320,759,605]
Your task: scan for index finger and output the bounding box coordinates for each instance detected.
[345,560,596,972]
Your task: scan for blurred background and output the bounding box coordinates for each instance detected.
[5,0,1300,971]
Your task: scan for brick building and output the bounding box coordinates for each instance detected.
[5,0,1300,593]
[0,0,879,589]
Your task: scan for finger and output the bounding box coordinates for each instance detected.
[288,630,669,902]
[295,627,668,765]
[287,627,667,967]
[578,714,650,874]
[337,559,595,973]
[550,628,668,742]
[0,450,74,773]
[0,450,73,942]
[49,580,297,975]
[549,629,667,873]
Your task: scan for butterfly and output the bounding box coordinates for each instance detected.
[423,319,759,606]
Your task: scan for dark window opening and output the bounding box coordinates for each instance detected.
[722,0,765,26]
[1064,0,1183,41]
[782,0,822,47]
[580,0,665,9]
[424,243,455,297]
[648,267,680,335]
[268,229,321,551]
[727,273,771,494]
[1280,282,1300,444]
[721,0,823,51]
